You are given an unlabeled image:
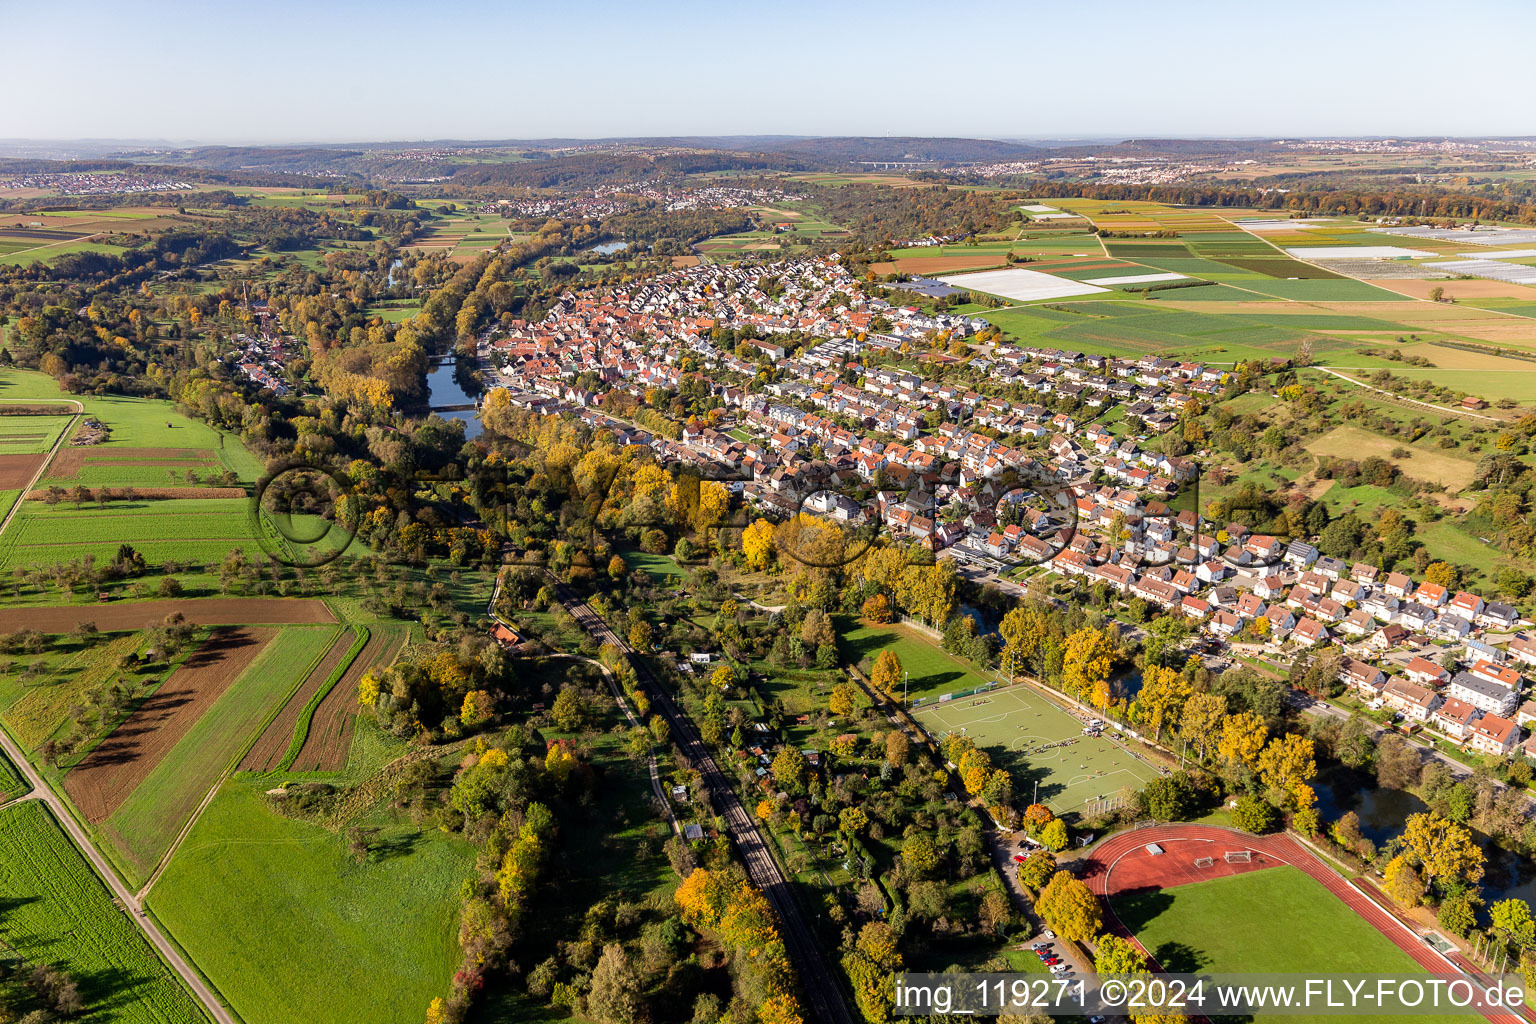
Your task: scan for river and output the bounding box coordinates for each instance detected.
[424,359,482,440]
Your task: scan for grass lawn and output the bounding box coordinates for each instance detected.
[618,545,685,585]
[0,801,205,1024]
[148,778,476,1024]
[99,625,340,886]
[840,619,992,702]
[913,685,1160,816]
[1111,865,1460,1023]
[0,744,25,799]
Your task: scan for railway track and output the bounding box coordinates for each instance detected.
[549,579,854,1024]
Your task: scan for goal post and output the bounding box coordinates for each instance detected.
[1193,856,1214,868]
[1224,850,1253,864]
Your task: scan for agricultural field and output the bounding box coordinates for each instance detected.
[0,800,205,1024]
[289,625,409,772]
[95,625,341,886]
[0,497,263,571]
[0,414,75,454]
[148,776,476,1024]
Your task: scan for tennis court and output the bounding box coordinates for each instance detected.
[912,685,1164,817]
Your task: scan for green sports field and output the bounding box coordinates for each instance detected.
[913,685,1162,815]
[1112,865,1462,1024]
[842,621,991,701]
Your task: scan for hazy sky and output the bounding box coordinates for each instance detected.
[5,0,1533,143]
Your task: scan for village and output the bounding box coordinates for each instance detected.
[474,253,1536,774]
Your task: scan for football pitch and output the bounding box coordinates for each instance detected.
[912,685,1164,817]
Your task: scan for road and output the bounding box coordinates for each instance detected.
[0,729,232,1024]
[548,579,855,1024]
[0,405,232,1020]
[1311,366,1499,422]
[0,399,81,540]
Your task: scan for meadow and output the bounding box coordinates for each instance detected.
[99,625,340,887]
[148,778,476,1024]
[0,801,205,1024]
[0,498,261,571]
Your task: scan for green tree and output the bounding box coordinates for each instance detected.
[587,943,644,1024]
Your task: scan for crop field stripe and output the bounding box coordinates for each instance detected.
[0,800,206,1024]
[290,628,408,772]
[98,625,337,887]
[234,626,349,772]
[275,625,369,772]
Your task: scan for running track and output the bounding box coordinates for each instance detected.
[1082,825,1529,1024]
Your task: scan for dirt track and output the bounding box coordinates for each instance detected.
[0,453,46,489]
[3,598,335,633]
[64,627,276,822]
[238,628,351,771]
[291,629,406,771]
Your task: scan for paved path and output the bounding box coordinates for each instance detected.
[0,729,231,1023]
[1311,366,1499,421]
[0,399,80,540]
[548,578,854,1024]
[1084,824,1526,1024]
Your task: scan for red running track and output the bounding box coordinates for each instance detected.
[1080,824,1528,1024]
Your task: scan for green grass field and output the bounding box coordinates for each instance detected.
[148,779,475,1024]
[0,744,26,800]
[841,621,991,701]
[618,545,685,584]
[1112,865,1460,1023]
[0,632,144,749]
[99,625,340,886]
[0,801,205,1023]
[0,414,74,453]
[913,686,1161,815]
[0,498,262,570]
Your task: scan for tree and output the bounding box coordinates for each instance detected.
[840,806,869,837]
[1136,665,1190,741]
[1179,692,1226,761]
[607,554,627,580]
[843,921,902,1024]
[1018,848,1057,891]
[998,603,1049,673]
[710,665,734,691]
[830,682,857,718]
[551,686,589,732]
[1035,872,1102,943]
[871,649,903,698]
[1424,561,1460,591]
[588,943,645,1024]
[628,620,654,653]
[1438,891,1483,938]
[903,832,942,877]
[1064,626,1115,707]
[1401,812,1485,890]
[460,689,493,727]
[1095,933,1148,975]
[1231,795,1278,834]
[772,745,806,792]
[742,518,776,571]
[1040,818,1069,852]
[1217,712,1268,773]
[1492,899,1536,948]
[862,593,892,623]
[1256,733,1317,808]
[1141,773,1196,821]
[1383,855,1426,907]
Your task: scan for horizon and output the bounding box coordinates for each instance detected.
[6,0,1533,142]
